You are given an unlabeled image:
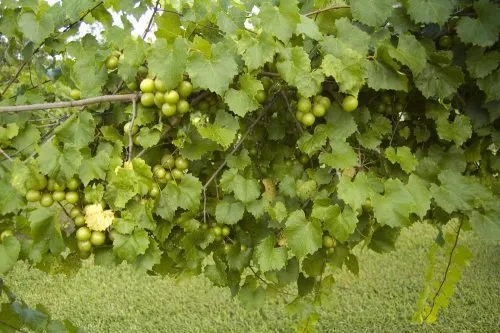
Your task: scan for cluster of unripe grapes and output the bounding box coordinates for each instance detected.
[210,224,231,242]
[138,78,193,117]
[374,93,404,114]
[151,152,190,187]
[25,176,80,207]
[69,205,114,255]
[196,93,225,113]
[295,94,331,127]
[105,50,121,71]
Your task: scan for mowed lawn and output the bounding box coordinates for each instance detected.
[4,223,500,333]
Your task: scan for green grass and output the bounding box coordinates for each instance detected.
[4,223,500,332]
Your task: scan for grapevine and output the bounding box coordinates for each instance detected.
[0,0,499,331]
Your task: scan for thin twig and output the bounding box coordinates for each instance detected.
[202,98,275,191]
[57,202,74,223]
[1,62,27,97]
[249,266,295,297]
[280,91,303,134]
[127,98,137,162]
[143,0,161,39]
[0,148,13,162]
[0,93,140,113]
[423,219,465,322]
[305,5,350,17]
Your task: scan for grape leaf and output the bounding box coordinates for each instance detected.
[196,110,239,149]
[351,0,393,27]
[406,0,455,25]
[135,240,162,272]
[406,175,432,219]
[465,47,500,79]
[430,170,491,214]
[155,174,202,221]
[226,244,252,271]
[258,0,300,43]
[117,37,146,82]
[113,229,150,262]
[385,146,418,173]
[366,60,408,92]
[238,276,266,310]
[237,32,277,71]
[388,34,427,76]
[205,256,228,287]
[312,202,357,243]
[28,208,65,263]
[318,141,358,169]
[149,38,188,91]
[296,15,323,40]
[233,174,261,203]
[253,235,288,272]
[324,105,358,141]
[215,198,245,225]
[135,127,161,149]
[337,172,380,212]
[18,11,54,45]
[321,38,366,95]
[334,17,371,55]
[285,210,322,259]
[277,46,324,97]
[55,111,95,149]
[0,236,20,274]
[224,74,263,117]
[415,64,465,99]
[371,179,415,227]
[79,146,111,186]
[37,143,82,183]
[456,0,500,47]
[469,211,500,245]
[435,115,472,146]
[297,125,328,156]
[155,12,182,41]
[0,178,24,215]
[477,69,500,102]
[187,43,238,95]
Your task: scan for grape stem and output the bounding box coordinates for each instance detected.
[202,97,276,190]
[0,94,140,113]
[305,5,350,17]
[280,91,304,134]
[0,148,12,162]
[127,98,137,162]
[423,219,465,322]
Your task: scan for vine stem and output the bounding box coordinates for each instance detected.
[0,148,13,161]
[202,97,275,191]
[127,98,137,162]
[143,0,161,39]
[305,5,350,17]
[280,91,303,134]
[0,93,140,113]
[423,219,465,322]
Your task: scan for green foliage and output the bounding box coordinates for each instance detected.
[0,0,499,331]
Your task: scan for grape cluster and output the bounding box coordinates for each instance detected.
[138,78,193,118]
[151,152,190,186]
[295,94,331,127]
[25,175,80,208]
[374,93,404,114]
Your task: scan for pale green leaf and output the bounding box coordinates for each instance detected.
[113,229,150,262]
[258,0,300,43]
[149,38,188,90]
[388,34,427,75]
[351,0,393,27]
[385,146,418,173]
[296,15,323,40]
[0,236,20,274]
[406,0,455,25]
[187,43,238,95]
[285,210,322,259]
[318,141,358,169]
[215,198,245,225]
[335,18,371,55]
[253,235,288,272]
[371,179,415,227]
[195,110,239,149]
[237,32,277,71]
[436,115,472,146]
[55,111,95,149]
[366,60,408,92]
